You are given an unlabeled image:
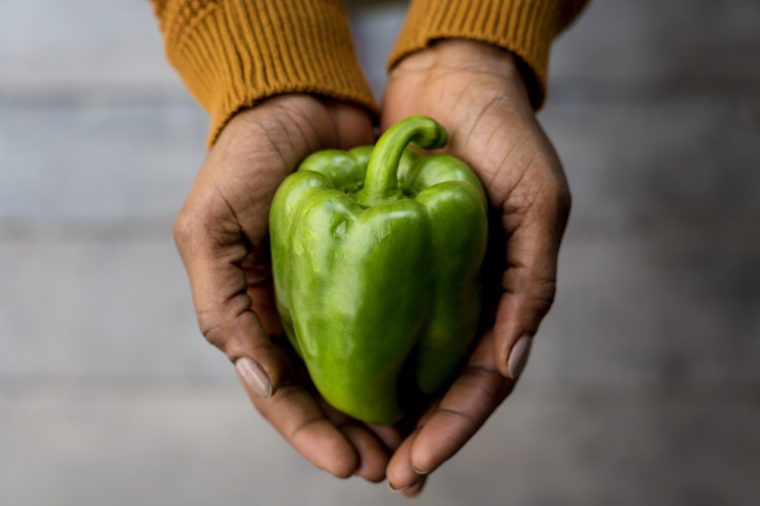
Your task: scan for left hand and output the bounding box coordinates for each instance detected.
[381,40,572,497]
[172,95,402,483]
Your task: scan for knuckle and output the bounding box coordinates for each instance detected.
[541,278,558,305]
[196,295,255,354]
[504,269,558,315]
[531,278,557,316]
[198,314,228,351]
[460,365,510,397]
[542,175,572,214]
[172,208,200,246]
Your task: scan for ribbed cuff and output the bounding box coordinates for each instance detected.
[388,0,566,109]
[158,0,377,146]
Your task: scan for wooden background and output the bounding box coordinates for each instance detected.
[1,1,759,504]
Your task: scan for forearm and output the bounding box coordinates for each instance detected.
[150,0,376,146]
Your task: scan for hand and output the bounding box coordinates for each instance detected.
[173,95,402,482]
[381,40,571,496]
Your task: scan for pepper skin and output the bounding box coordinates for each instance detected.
[270,115,488,424]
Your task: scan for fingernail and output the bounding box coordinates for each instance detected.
[412,465,429,476]
[235,357,273,398]
[403,480,425,502]
[389,479,420,492]
[507,335,533,381]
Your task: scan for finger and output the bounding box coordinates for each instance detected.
[408,332,513,475]
[385,400,440,490]
[241,251,283,337]
[318,399,391,482]
[387,429,422,490]
[367,424,404,453]
[243,380,359,478]
[494,178,571,378]
[402,476,427,500]
[173,208,281,396]
[326,100,376,147]
[341,425,390,483]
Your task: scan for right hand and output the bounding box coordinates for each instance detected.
[173,94,402,482]
[380,40,572,496]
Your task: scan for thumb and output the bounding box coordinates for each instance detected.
[173,207,281,397]
[493,181,571,379]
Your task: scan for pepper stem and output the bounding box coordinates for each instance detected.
[357,115,447,206]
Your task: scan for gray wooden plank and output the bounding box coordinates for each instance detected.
[2,1,759,97]
[357,0,760,99]
[1,223,758,390]
[0,103,206,219]
[350,3,407,100]
[550,1,760,94]
[541,100,760,233]
[0,99,758,385]
[0,0,180,89]
[546,232,760,391]
[2,100,758,223]
[0,4,758,505]
[0,237,228,380]
[1,385,758,506]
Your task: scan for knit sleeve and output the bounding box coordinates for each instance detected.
[150,0,377,146]
[387,0,590,109]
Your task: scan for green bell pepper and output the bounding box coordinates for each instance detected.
[270,115,488,424]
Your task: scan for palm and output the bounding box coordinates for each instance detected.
[379,41,570,492]
[175,95,400,482]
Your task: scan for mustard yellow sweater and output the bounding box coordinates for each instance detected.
[151,0,588,146]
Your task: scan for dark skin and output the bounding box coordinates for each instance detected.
[173,40,570,498]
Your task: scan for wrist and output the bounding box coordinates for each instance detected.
[391,39,530,105]
[433,39,522,77]
[216,94,374,155]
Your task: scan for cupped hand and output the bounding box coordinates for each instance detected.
[173,95,402,482]
[381,40,571,496]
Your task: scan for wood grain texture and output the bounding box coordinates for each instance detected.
[1,386,757,506]
[1,1,759,505]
